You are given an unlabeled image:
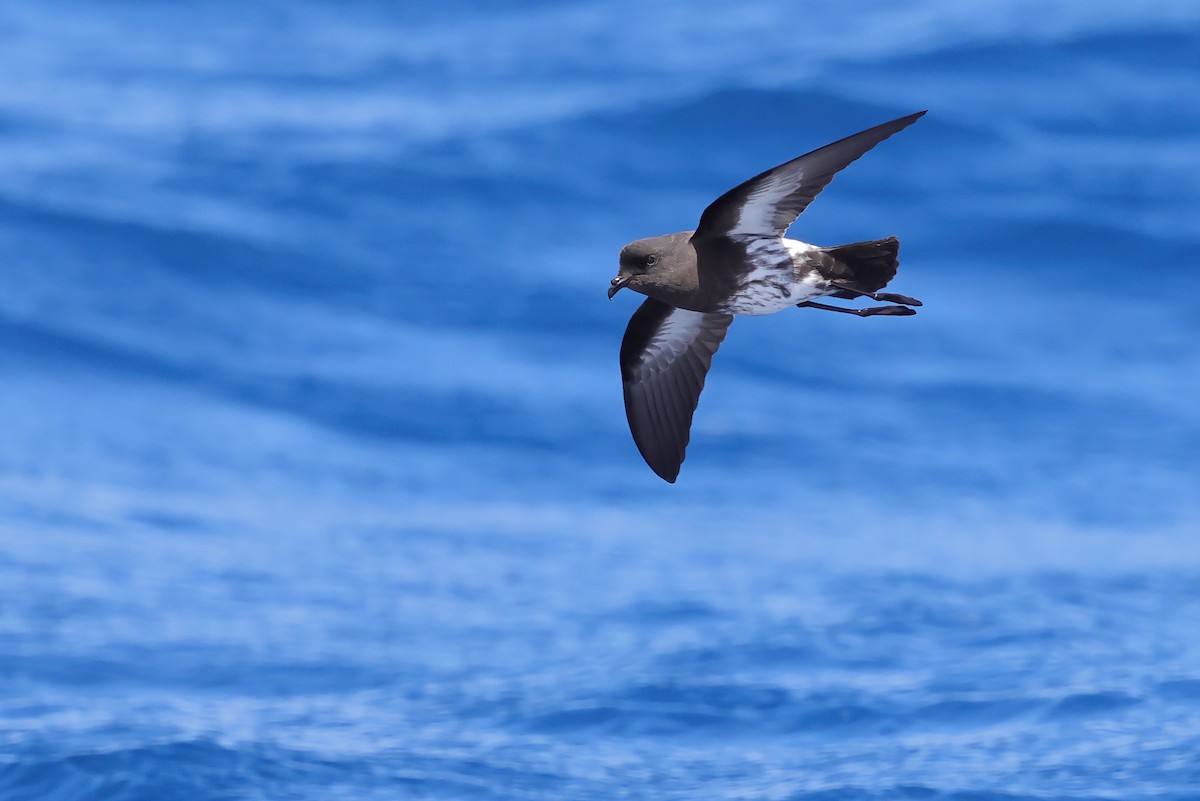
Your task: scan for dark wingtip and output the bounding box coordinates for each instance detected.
[896,110,927,128]
[649,460,681,483]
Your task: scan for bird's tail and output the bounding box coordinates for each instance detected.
[824,236,900,296]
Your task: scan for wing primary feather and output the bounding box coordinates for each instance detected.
[693,110,926,240]
[619,298,733,482]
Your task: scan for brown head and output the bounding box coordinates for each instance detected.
[608,232,698,304]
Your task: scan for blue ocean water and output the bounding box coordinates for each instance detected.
[2,0,1200,798]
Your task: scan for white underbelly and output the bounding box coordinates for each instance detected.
[723,238,829,315]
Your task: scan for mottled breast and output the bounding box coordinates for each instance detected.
[720,237,830,315]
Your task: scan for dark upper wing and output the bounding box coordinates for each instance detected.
[693,111,926,240]
[620,297,733,483]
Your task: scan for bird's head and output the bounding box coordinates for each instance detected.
[608,238,668,299]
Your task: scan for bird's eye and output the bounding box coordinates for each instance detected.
[646,255,659,267]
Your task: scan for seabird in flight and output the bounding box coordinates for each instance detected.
[609,110,926,482]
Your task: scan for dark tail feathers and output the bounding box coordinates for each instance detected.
[825,236,900,296]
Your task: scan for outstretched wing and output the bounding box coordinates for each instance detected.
[620,297,733,483]
[693,111,926,240]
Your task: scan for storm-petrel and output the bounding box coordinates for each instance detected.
[608,110,926,482]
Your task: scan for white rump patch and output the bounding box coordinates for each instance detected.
[783,238,820,261]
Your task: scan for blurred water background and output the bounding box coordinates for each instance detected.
[2,1,1200,798]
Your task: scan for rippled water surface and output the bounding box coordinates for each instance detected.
[2,1,1199,798]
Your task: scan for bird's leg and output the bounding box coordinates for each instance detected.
[828,280,922,307]
[797,300,916,317]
